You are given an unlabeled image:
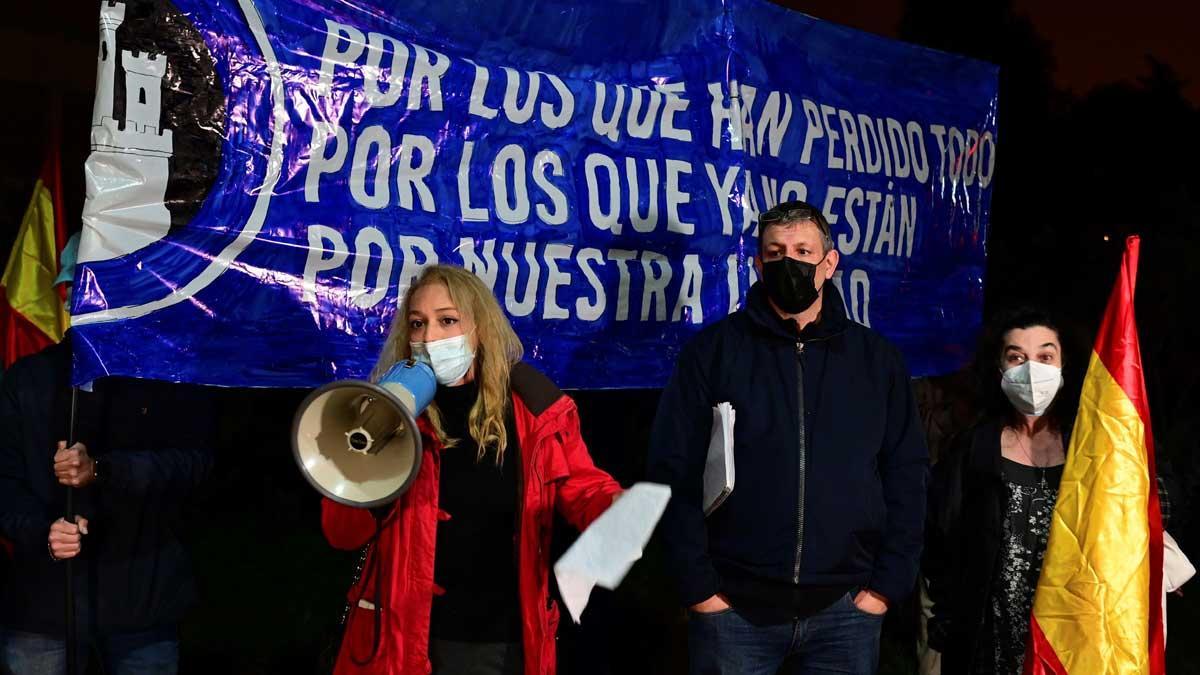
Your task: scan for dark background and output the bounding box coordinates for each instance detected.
[1,0,1197,673]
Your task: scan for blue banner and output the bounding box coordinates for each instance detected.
[71,0,997,389]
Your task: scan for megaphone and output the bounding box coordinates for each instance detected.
[292,360,437,508]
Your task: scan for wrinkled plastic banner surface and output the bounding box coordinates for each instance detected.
[71,0,998,389]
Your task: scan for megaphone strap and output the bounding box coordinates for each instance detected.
[347,513,389,667]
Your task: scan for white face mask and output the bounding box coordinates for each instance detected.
[1000,361,1064,416]
[410,334,475,385]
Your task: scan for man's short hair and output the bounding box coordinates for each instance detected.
[758,200,834,255]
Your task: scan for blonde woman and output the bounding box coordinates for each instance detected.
[321,264,623,675]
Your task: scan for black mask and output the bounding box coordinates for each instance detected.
[762,257,821,314]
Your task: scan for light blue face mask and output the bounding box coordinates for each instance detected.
[410,333,475,385]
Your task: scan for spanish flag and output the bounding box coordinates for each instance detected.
[0,126,70,367]
[1027,235,1165,674]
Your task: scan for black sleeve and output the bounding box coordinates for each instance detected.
[0,370,53,554]
[1157,448,1181,532]
[923,431,970,652]
[867,348,930,605]
[645,341,720,607]
[104,383,215,499]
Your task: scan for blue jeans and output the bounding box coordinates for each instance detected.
[0,626,178,675]
[687,593,883,675]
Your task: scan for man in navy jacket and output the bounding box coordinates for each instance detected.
[647,201,928,674]
[0,333,214,674]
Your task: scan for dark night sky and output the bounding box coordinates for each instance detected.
[5,2,1199,106]
[1012,0,1199,103]
[783,0,1200,105]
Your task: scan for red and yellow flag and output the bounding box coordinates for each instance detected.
[1027,235,1165,674]
[0,125,69,367]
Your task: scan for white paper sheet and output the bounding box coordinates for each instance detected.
[553,482,672,623]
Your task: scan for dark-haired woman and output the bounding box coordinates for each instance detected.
[923,309,1082,675]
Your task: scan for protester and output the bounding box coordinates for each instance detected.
[924,306,1182,674]
[0,238,216,674]
[321,264,623,675]
[646,201,928,674]
[923,308,1083,674]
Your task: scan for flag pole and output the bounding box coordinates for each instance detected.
[65,385,78,674]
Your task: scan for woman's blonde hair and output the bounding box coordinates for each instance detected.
[371,264,524,464]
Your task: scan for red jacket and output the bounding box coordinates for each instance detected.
[321,364,622,675]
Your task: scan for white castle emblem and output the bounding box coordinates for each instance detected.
[80,0,175,263]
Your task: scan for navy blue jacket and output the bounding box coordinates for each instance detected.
[646,281,928,607]
[0,338,214,635]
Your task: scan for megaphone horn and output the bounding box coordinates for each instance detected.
[292,360,437,508]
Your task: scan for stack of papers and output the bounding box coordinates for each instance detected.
[703,402,735,515]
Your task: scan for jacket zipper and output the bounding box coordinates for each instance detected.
[793,340,806,583]
[513,417,525,569]
[514,404,555,580]
[521,412,557,621]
